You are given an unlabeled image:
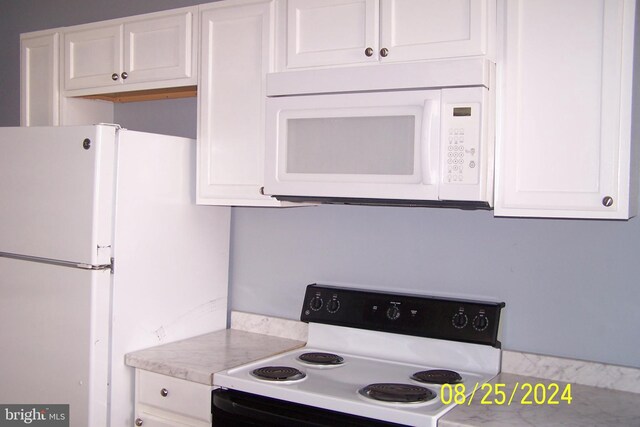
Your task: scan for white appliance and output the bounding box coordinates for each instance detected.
[213,284,505,426]
[264,60,495,208]
[0,125,230,427]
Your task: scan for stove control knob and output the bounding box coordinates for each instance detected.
[326,299,340,313]
[386,305,401,321]
[472,314,489,331]
[309,296,323,311]
[452,312,468,329]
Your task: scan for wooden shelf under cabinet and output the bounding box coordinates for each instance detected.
[81,85,196,103]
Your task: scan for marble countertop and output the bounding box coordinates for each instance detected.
[126,313,640,425]
[440,372,640,427]
[125,329,305,385]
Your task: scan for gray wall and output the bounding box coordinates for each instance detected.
[2,1,639,369]
[230,204,640,368]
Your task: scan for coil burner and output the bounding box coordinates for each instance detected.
[298,352,345,366]
[358,383,436,404]
[251,366,306,382]
[411,369,463,385]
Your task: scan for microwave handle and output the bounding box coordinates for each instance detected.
[421,99,438,185]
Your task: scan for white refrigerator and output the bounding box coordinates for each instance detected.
[0,125,230,426]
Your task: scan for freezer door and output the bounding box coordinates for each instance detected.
[0,257,111,427]
[0,125,116,265]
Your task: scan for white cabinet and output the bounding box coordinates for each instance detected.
[198,0,286,206]
[63,24,121,92]
[123,13,194,86]
[279,0,378,69]
[134,370,211,427]
[63,7,197,96]
[20,30,60,126]
[277,0,494,70]
[20,29,114,127]
[494,0,639,219]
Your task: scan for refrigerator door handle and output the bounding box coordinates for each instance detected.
[0,252,113,273]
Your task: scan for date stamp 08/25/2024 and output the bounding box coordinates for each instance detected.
[441,382,573,406]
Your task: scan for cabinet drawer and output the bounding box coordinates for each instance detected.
[137,370,211,422]
[135,410,208,427]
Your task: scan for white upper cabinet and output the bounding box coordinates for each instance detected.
[494,0,638,219]
[277,0,493,70]
[380,0,490,63]
[281,0,379,69]
[20,30,60,126]
[63,7,197,96]
[198,0,286,206]
[64,24,122,92]
[123,14,194,86]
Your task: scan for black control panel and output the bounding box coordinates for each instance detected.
[300,284,505,348]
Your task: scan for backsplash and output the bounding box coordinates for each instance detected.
[231,311,308,341]
[501,351,640,394]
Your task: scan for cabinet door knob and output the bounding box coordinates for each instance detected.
[121,72,128,80]
[602,196,614,207]
[135,418,143,426]
[160,388,169,397]
[380,48,389,57]
[364,47,374,57]
[111,73,119,81]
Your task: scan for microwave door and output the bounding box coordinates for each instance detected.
[264,90,442,202]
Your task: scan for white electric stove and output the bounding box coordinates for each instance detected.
[213,284,505,427]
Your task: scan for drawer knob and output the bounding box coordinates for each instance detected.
[121,71,128,80]
[111,73,119,81]
[380,48,389,57]
[135,418,143,426]
[364,47,374,57]
[602,196,614,207]
[160,388,169,397]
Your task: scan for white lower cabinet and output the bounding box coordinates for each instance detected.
[494,0,638,219]
[198,0,285,206]
[134,370,211,427]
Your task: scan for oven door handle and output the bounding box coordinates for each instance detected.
[212,389,404,426]
[213,389,321,426]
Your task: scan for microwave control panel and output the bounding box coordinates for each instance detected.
[442,102,481,186]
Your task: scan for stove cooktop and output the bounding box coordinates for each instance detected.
[215,345,495,426]
[213,284,505,427]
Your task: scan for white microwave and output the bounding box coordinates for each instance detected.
[264,87,494,208]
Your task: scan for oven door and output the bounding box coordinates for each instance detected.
[212,389,408,427]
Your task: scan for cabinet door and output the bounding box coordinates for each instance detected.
[64,24,122,91]
[380,0,489,63]
[495,0,636,219]
[20,31,59,126]
[123,11,195,86]
[283,0,379,68]
[198,0,284,206]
